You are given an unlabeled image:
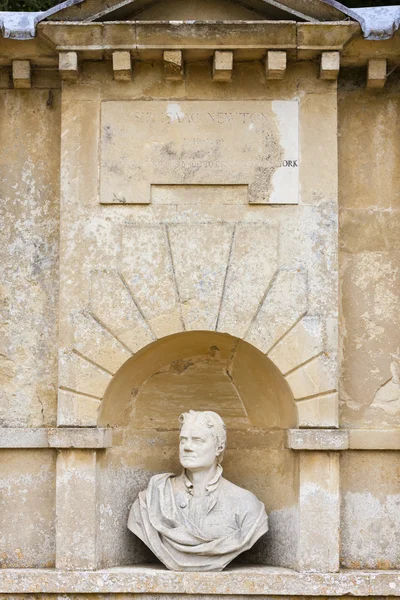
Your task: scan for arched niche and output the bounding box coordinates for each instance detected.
[97,331,298,569]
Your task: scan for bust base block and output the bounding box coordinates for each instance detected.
[0,566,399,595]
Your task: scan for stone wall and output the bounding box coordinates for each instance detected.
[338,70,400,430]
[338,69,400,570]
[0,15,399,593]
[0,88,61,428]
[0,87,60,569]
[0,449,56,567]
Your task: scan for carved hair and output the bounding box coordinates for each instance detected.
[179,410,227,462]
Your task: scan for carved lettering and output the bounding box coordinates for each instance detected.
[100,100,299,204]
[126,110,278,127]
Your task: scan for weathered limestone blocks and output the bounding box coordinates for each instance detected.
[338,75,400,427]
[367,59,387,88]
[6,428,399,450]
[341,451,400,569]
[59,235,337,425]
[12,60,31,89]
[0,450,56,568]
[296,393,338,428]
[168,223,233,331]
[287,429,348,450]
[15,427,400,451]
[57,66,338,454]
[348,429,400,449]
[296,22,358,59]
[59,52,79,82]
[0,427,111,448]
[320,52,340,80]
[212,50,233,82]
[112,50,132,81]
[72,311,131,374]
[56,450,97,570]
[90,270,154,354]
[217,225,278,339]
[297,452,340,572]
[0,89,60,428]
[299,93,338,206]
[58,351,111,400]
[268,316,324,375]
[163,50,184,81]
[121,225,183,338]
[57,390,101,427]
[49,428,112,448]
[285,354,337,400]
[264,51,287,80]
[246,270,308,354]
[0,427,49,448]
[2,566,400,594]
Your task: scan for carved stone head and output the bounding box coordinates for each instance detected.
[178,410,227,469]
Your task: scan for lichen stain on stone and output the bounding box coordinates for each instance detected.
[0,449,56,567]
[341,491,400,569]
[0,90,60,428]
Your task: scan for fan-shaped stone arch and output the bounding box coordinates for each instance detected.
[57,222,337,428]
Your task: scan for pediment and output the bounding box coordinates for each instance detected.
[126,0,267,22]
[46,0,348,24]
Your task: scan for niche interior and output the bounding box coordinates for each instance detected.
[97,330,298,569]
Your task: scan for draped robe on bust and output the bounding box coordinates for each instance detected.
[128,465,269,571]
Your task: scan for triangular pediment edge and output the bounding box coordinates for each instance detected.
[45,0,348,23]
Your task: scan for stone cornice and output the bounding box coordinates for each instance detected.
[36,20,359,56]
[2,20,400,68]
[1,427,400,450]
[287,429,349,450]
[0,566,400,595]
[287,428,400,450]
[0,427,112,448]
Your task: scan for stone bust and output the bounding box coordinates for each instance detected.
[128,410,269,571]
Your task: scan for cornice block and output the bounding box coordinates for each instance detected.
[367,58,387,88]
[320,51,340,80]
[59,51,79,82]
[163,50,184,81]
[112,50,132,81]
[264,50,287,79]
[212,50,233,81]
[12,59,31,88]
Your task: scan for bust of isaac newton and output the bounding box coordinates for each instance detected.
[128,410,269,571]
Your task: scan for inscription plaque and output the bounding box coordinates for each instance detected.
[100,100,299,205]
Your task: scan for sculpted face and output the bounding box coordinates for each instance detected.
[179,420,219,471]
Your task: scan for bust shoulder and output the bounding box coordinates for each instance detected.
[140,472,174,496]
[219,477,264,511]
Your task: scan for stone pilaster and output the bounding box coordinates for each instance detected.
[297,451,340,572]
[56,449,98,570]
